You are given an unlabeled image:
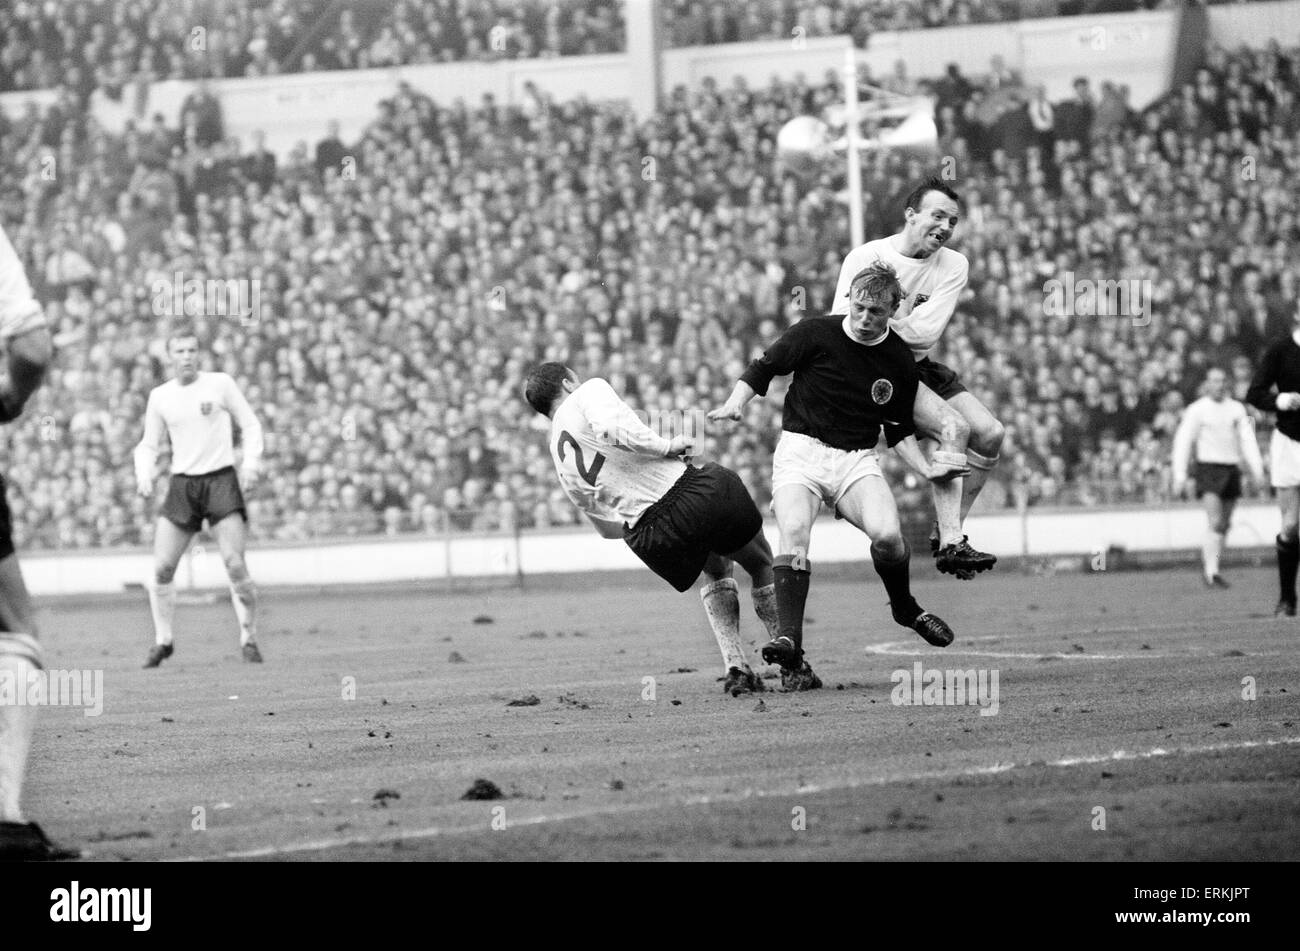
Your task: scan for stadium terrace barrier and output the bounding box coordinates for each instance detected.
[18,502,1282,596]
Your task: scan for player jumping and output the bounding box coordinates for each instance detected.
[525,363,777,695]
[832,178,1000,579]
[0,223,78,860]
[1246,308,1300,617]
[709,262,968,687]
[1172,367,1264,588]
[133,329,265,666]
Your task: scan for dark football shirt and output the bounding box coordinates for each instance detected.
[740,315,918,451]
[1247,333,1300,442]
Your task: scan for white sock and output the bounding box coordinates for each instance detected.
[1204,530,1225,579]
[0,636,41,823]
[148,582,175,646]
[752,583,780,640]
[229,579,258,646]
[700,578,748,672]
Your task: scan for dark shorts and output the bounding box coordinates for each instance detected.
[0,474,13,561]
[916,356,967,401]
[623,462,764,593]
[1194,462,1242,501]
[161,466,247,533]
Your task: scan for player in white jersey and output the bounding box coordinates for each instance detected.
[525,363,781,695]
[133,329,265,667]
[1172,367,1265,587]
[832,178,1002,578]
[0,223,78,860]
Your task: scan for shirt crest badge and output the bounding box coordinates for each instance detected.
[912,293,930,307]
[200,401,213,415]
[871,379,894,405]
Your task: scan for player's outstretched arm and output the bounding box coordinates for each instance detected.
[0,325,52,423]
[708,381,757,422]
[1237,413,1266,484]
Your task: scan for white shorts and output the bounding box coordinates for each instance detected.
[771,431,882,508]
[1271,429,1300,488]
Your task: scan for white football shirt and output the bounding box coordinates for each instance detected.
[0,223,47,340]
[549,378,685,527]
[134,372,264,482]
[1172,395,1264,477]
[831,235,969,360]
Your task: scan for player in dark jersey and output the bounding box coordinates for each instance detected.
[1246,313,1300,616]
[709,262,972,688]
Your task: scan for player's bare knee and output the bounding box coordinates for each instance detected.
[223,554,248,581]
[872,531,906,560]
[972,417,1006,455]
[155,563,178,585]
[702,552,733,581]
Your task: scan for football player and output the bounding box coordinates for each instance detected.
[526,363,778,695]
[1172,367,1264,588]
[133,329,265,666]
[832,178,1000,579]
[0,222,77,860]
[710,262,968,688]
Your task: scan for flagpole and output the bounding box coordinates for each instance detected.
[845,44,865,248]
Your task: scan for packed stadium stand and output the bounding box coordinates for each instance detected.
[0,0,1266,92]
[0,3,1295,549]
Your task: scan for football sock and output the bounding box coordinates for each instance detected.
[148,582,175,646]
[961,450,1000,523]
[773,552,811,651]
[0,633,43,823]
[1277,534,1299,603]
[930,465,964,548]
[700,578,747,672]
[229,579,258,646]
[1204,530,1225,580]
[872,540,921,625]
[751,583,781,641]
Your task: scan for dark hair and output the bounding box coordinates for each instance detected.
[524,362,573,416]
[848,262,904,311]
[903,177,961,215]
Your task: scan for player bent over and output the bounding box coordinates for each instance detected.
[133,329,265,666]
[832,178,1000,578]
[0,223,77,860]
[1172,367,1264,588]
[1246,313,1300,617]
[710,263,967,689]
[525,363,779,696]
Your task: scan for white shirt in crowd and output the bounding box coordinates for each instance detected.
[831,235,969,361]
[549,378,684,527]
[134,372,264,484]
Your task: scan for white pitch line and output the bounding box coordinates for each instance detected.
[862,639,1156,661]
[193,735,1300,861]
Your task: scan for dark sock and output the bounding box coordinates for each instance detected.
[872,540,920,624]
[1278,534,1299,603]
[773,554,811,651]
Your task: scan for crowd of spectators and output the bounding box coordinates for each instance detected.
[1,28,1298,548]
[2,1,1271,94]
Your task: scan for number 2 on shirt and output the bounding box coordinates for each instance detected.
[557,431,606,487]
